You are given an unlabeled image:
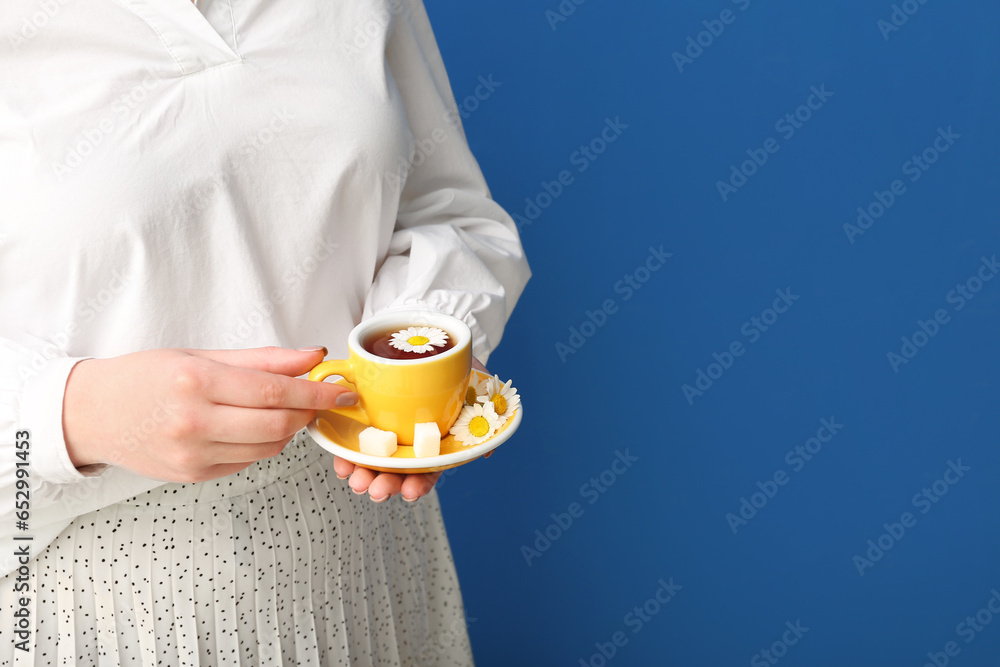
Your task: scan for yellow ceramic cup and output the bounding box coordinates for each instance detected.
[307,310,472,446]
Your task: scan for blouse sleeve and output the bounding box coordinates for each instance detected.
[0,340,120,575]
[0,341,96,484]
[364,0,531,364]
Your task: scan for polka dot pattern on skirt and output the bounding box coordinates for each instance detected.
[0,431,474,666]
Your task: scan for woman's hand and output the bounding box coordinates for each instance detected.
[63,347,356,483]
[332,458,442,503]
[335,357,490,503]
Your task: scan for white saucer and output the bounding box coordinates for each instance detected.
[306,369,522,473]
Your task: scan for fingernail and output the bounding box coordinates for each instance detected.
[336,392,359,407]
[402,496,418,503]
[299,346,328,355]
[336,473,349,480]
[371,494,390,503]
[351,487,366,495]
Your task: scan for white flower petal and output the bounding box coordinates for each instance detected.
[386,326,449,353]
[474,375,520,421]
[449,401,501,446]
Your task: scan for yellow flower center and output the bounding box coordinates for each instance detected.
[465,386,479,405]
[469,415,491,438]
[490,394,507,415]
[407,335,430,346]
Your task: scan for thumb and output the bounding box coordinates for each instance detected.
[189,346,329,377]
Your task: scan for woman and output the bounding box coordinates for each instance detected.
[0,0,530,663]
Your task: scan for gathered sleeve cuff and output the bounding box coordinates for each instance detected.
[363,0,531,365]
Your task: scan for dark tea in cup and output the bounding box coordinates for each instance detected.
[363,326,456,360]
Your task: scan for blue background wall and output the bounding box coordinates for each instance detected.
[429,1,1000,665]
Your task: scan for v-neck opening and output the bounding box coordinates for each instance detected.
[117,0,242,76]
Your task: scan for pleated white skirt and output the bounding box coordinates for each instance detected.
[0,432,474,666]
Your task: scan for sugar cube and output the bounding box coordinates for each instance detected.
[359,426,397,457]
[412,422,441,457]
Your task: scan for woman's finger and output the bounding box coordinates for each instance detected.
[332,456,356,480]
[348,466,377,495]
[400,473,441,502]
[189,346,328,377]
[185,358,354,410]
[366,472,404,502]
[199,405,317,443]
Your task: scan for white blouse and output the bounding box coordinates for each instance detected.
[0,0,530,577]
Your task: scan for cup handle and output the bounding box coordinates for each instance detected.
[308,359,356,385]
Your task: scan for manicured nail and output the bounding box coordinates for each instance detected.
[402,495,418,503]
[336,473,349,480]
[371,494,390,503]
[351,486,366,495]
[299,346,328,355]
[336,392,359,407]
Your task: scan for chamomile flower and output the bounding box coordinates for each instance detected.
[389,326,448,354]
[476,374,520,421]
[449,402,501,447]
